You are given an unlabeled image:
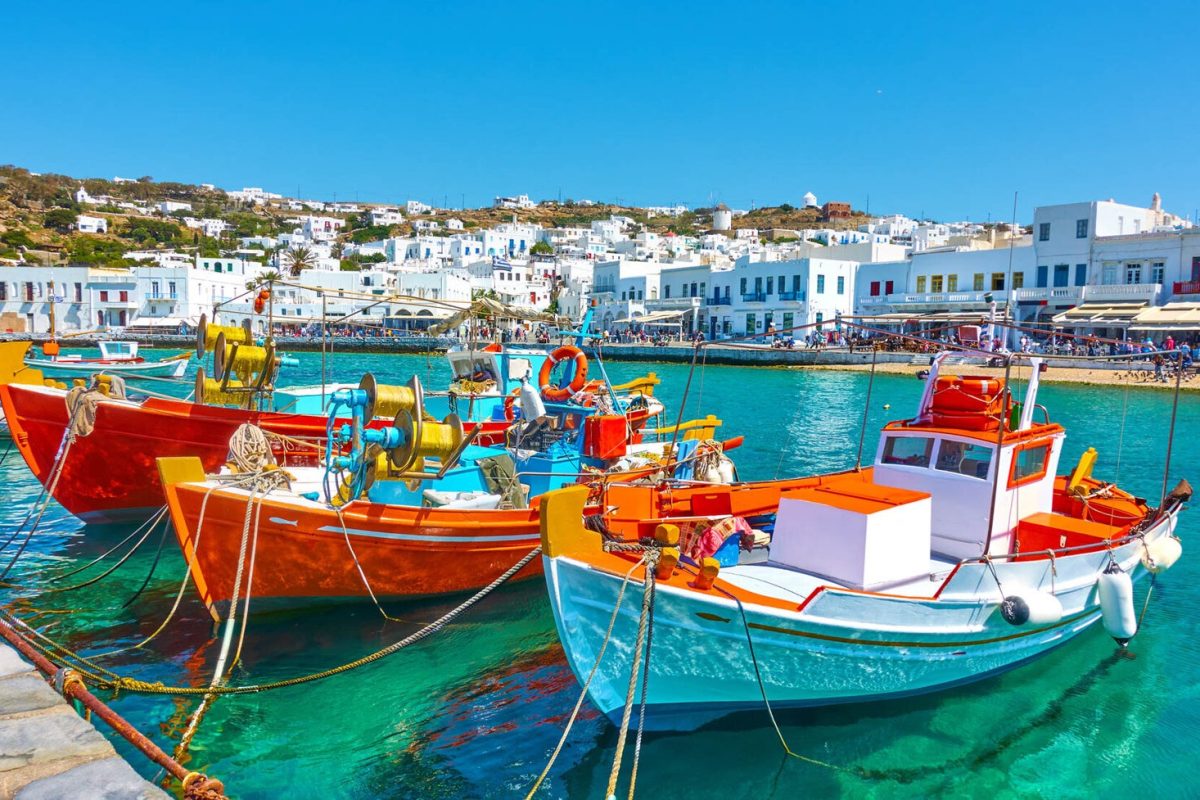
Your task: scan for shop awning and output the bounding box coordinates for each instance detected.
[125,316,198,329]
[849,310,1011,324]
[1051,302,1147,326]
[1129,302,1200,332]
[614,310,687,325]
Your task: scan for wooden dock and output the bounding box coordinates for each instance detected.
[0,642,167,800]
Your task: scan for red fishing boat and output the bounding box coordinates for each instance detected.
[0,383,519,523]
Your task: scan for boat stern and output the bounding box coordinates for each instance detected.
[155,456,221,621]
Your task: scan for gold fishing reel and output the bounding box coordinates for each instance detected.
[386,403,468,475]
[359,373,422,421]
[194,366,247,406]
[196,313,252,359]
[212,332,279,390]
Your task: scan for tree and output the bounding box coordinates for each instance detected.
[246,270,282,290]
[530,240,553,256]
[43,208,77,233]
[284,246,317,276]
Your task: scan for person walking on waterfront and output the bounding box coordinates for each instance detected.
[1153,352,1167,382]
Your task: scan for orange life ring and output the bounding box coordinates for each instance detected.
[539,345,588,402]
[502,387,521,421]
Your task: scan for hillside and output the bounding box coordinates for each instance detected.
[0,164,870,267]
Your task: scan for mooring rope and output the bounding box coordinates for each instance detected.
[36,508,169,596]
[625,567,657,800]
[605,549,659,800]
[524,554,648,800]
[6,546,543,697]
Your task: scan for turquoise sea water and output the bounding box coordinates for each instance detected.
[1,352,1197,799]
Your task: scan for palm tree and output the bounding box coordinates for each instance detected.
[284,246,316,277]
[247,270,282,291]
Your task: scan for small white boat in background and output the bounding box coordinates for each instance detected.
[539,353,1188,731]
[25,340,189,380]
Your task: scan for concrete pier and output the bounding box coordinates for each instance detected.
[0,644,167,800]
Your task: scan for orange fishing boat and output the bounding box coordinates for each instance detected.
[157,457,552,619]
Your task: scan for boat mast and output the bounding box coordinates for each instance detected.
[321,290,327,409]
[47,279,56,340]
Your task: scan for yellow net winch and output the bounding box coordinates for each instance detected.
[195,313,252,359]
[359,373,421,421]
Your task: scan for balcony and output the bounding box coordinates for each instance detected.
[1081,283,1160,303]
[777,290,804,301]
[705,296,729,306]
[1172,280,1200,296]
[741,292,767,302]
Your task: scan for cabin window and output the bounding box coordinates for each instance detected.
[1009,442,1051,487]
[881,436,933,467]
[935,440,993,479]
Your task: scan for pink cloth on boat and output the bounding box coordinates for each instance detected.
[681,516,752,561]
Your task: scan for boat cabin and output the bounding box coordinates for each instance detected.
[445,346,550,396]
[96,341,141,362]
[871,359,1064,559]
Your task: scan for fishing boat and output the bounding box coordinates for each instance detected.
[0,341,46,437]
[25,340,189,379]
[156,371,739,620]
[0,334,668,521]
[538,353,1188,730]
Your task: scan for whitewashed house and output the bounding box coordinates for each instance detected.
[76,214,108,234]
[158,200,193,215]
[369,208,405,226]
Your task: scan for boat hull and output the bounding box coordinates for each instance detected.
[0,384,338,522]
[25,357,189,380]
[0,376,626,522]
[162,480,546,619]
[544,512,1177,731]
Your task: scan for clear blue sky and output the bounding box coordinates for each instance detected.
[3,1,1197,223]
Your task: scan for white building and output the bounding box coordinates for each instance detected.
[368,208,405,226]
[0,266,139,332]
[76,214,108,234]
[706,256,858,338]
[803,191,819,208]
[712,203,733,231]
[183,217,230,238]
[227,187,282,206]
[298,216,346,243]
[494,194,536,210]
[135,256,267,330]
[855,195,1197,339]
[406,200,433,215]
[157,200,192,215]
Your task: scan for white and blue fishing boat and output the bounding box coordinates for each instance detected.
[539,352,1187,730]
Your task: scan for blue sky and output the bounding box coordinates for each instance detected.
[2,1,1197,222]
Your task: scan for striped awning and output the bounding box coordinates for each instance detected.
[1051,302,1146,326]
[1129,302,1200,331]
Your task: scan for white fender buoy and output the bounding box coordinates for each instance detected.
[518,376,546,420]
[1098,562,1137,646]
[1142,536,1182,574]
[1000,589,1064,626]
[717,457,735,484]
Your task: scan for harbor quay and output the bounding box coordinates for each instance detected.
[0,642,167,799]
